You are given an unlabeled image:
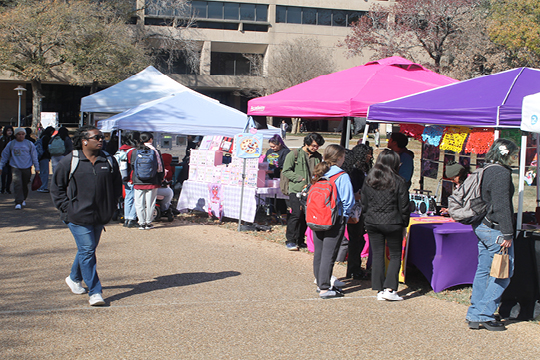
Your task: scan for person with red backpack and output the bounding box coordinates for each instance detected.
[361,149,410,301]
[309,144,354,299]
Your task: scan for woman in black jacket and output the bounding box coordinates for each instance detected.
[51,126,122,306]
[0,125,15,193]
[361,149,410,301]
[36,126,55,192]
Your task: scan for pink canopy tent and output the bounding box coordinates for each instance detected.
[247,56,457,118]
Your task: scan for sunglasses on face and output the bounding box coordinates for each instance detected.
[86,134,105,141]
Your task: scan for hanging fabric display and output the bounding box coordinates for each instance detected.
[422,125,445,146]
[500,129,521,146]
[400,123,424,141]
[464,128,494,154]
[439,126,470,153]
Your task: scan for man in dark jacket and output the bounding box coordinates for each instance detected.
[51,126,122,306]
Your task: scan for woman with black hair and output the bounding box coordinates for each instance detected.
[50,126,73,173]
[466,138,518,331]
[51,126,122,306]
[311,144,354,299]
[128,132,164,230]
[341,144,373,280]
[264,134,290,179]
[362,149,410,301]
[0,125,15,194]
[36,126,56,193]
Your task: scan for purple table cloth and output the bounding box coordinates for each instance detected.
[407,222,479,292]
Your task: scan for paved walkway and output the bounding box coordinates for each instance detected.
[1,190,539,359]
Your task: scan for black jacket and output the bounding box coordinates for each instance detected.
[361,173,410,227]
[51,151,122,225]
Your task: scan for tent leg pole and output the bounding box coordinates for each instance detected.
[340,117,352,148]
[517,133,527,234]
[362,121,370,144]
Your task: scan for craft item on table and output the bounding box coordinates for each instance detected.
[400,124,424,141]
[439,126,470,153]
[500,129,521,146]
[188,165,198,180]
[422,125,445,146]
[246,169,266,188]
[464,128,494,154]
[207,183,224,220]
[212,167,223,183]
[220,137,233,152]
[199,136,213,150]
[209,136,223,150]
[202,150,223,166]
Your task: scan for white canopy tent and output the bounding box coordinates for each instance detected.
[80,66,215,114]
[97,92,280,139]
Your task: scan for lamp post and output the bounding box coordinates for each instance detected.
[14,85,27,127]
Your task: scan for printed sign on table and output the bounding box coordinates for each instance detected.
[234,133,263,159]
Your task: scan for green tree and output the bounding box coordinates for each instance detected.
[489,0,540,67]
[0,0,149,131]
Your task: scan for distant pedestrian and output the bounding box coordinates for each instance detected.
[25,128,36,143]
[50,126,73,174]
[36,126,55,193]
[51,126,122,306]
[387,132,414,188]
[0,126,15,194]
[0,127,40,209]
[280,120,289,140]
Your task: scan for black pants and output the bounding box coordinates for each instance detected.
[286,193,307,246]
[366,223,403,292]
[313,220,346,291]
[346,219,366,276]
[1,164,12,192]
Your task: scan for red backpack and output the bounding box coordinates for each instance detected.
[305,171,344,231]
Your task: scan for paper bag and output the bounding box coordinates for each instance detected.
[490,247,509,279]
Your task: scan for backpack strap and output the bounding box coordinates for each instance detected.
[69,150,114,181]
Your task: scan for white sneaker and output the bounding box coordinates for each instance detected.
[89,293,105,306]
[65,276,86,294]
[14,204,22,210]
[382,289,403,301]
[331,276,346,288]
[377,291,386,301]
[22,201,26,206]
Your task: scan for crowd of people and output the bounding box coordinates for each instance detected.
[0,124,519,331]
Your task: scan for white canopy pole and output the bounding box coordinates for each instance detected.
[362,121,370,144]
[517,133,528,233]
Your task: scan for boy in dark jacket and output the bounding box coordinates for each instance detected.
[51,126,122,306]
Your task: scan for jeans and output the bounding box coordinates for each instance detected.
[366,223,404,292]
[157,186,174,211]
[286,193,307,246]
[38,158,50,190]
[51,155,64,175]
[466,223,515,322]
[12,167,31,205]
[123,182,137,221]
[313,220,346,291]
[68,223,104,296]
[134,188,158,225]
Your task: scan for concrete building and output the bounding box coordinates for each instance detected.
[0,0,393,128]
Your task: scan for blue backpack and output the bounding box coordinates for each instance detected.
[133,149,158,181]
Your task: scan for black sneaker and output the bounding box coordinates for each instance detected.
[145,224,154,230]
[298,243,308,249]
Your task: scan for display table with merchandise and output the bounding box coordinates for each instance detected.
[177,180,287,222]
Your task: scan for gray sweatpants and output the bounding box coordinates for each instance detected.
[313,220,347,291]
[134,188,158,225]
[12,167,32,205]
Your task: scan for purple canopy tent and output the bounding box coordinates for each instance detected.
[367,67,540,127]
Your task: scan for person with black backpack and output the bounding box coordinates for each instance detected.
[36,126,55,193]
[128,132,164,230]
[309,144,354,299]
[361,149,410,301]
[466,138,518,332]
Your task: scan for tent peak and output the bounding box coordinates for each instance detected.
[364,56,423,70]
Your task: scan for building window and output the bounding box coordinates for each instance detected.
[275,6,366,27]
[224,2,239,20]
[210,53,261,76]
[189,1,268,22]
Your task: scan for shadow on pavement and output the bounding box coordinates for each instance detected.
[103,271,241,303]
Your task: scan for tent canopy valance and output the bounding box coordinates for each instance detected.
[247,56,457,118]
